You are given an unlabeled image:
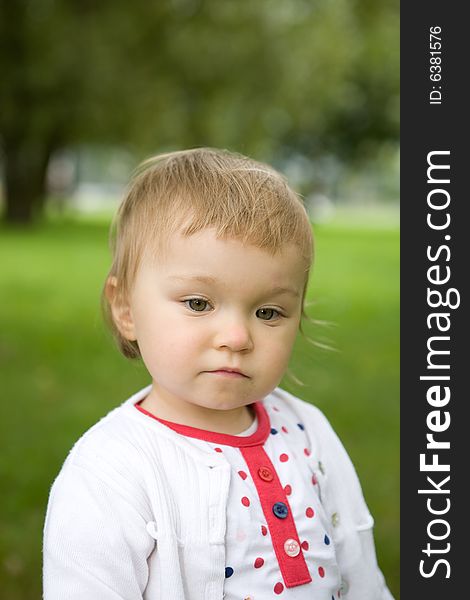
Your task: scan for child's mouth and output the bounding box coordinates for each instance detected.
[206,369,249,378]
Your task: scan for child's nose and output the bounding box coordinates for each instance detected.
[214,318,254,352]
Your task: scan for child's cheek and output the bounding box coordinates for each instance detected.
[158,327,206,368]
[263,337,294,374]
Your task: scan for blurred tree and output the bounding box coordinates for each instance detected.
[0,0,100,223]
[0,0,398,224]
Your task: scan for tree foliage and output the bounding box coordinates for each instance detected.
[0,0,398,224]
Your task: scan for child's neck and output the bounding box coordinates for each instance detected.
[140,387,255,435]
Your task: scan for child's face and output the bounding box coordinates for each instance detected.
[124,228,307,417]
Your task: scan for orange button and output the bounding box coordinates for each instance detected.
[258,466,274,482]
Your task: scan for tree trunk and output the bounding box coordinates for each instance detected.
[2,140,53,225]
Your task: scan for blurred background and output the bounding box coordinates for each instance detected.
[0,0,399,598]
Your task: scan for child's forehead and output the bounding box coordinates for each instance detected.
[140,228,308,288]
[145,227,302,262]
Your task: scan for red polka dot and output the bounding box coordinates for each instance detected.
[318,566,325,578]
[281,426,288,433]
[284,484,292,495]
[312,474,318,485]
[279,453,289,462]
[272,406,280,412]
[301,540,309,551]
[304,448,311,456]
[238,470,248,480]
[214,447,223,453]
[261,525,268,536]
[241,496,250,507]
[274,582,284,594]
[306,507,314,518]
[254,557,264,568]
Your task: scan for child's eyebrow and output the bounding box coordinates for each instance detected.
[168,275,300,298]
[269,285,300,298]
[168,274,218,285]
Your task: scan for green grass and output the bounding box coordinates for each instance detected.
[0,218,399,598]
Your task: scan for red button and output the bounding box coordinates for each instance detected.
[258,466,274,482]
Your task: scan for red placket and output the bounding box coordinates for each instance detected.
[239,444,312,587]
[135,400,312,588]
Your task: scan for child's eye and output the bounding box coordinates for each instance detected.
[256,307,281,321]
[184,298,212,312]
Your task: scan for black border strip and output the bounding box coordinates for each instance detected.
[401,3,465,597]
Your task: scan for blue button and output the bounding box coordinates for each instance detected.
[272,502,288,519]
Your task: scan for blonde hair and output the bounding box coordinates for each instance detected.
[103,147,313,358]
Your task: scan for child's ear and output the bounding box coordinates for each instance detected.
[105,276,137,341]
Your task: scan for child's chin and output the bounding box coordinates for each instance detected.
[197,397,252,412]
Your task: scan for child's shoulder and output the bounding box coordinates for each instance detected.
[270,388,373,527]
[58,385,219,481]
[59,386,159,476]
[266,387,336,438]
[267,388,360,484]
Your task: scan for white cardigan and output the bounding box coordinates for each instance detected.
[43,386,394,599]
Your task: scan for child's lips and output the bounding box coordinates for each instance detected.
[205,368,249,378]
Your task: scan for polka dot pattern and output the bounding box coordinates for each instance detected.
[274,582,284,594]
[324,534,330,545]
[306,507,314,518]
[281,426,289,433]
[270,428,278,435]
[301,540,309,551]
[241,496,250,507]
[214,447,223,453]
[284,484,292,496]
[318,566,325,578]
[304,448,311,456]
[225,566,234,578]
[238,470,248,480]
[254,557,264,568]
[261,525,268,536]
[279,453,289,462]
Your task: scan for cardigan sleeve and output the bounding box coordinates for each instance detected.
[43,463,155,599]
